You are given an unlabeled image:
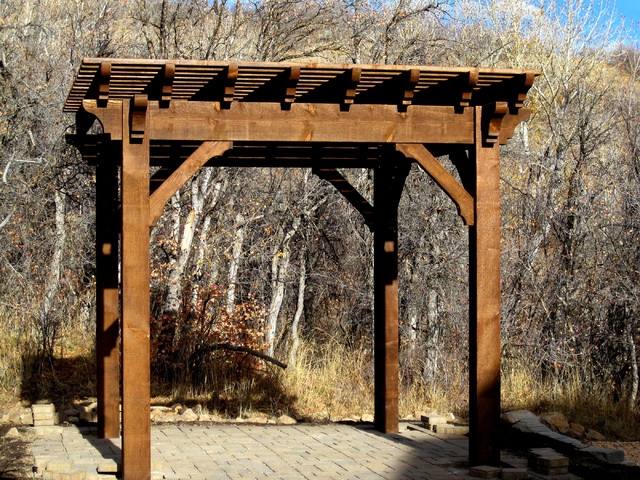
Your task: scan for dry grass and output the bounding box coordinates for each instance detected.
[1,316,639,440]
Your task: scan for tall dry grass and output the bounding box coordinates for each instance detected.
[1,317,639,440]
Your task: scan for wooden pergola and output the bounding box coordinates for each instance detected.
[65,58,538,479]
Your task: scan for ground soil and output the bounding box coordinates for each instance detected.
[0,426,34,480]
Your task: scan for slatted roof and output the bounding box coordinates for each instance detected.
[64,58,539,113]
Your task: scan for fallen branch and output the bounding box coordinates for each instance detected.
[206,343,287,369]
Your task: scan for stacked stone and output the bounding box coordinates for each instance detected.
[421,414,470,434]
[529,447,570,476]
[32,403,56,426]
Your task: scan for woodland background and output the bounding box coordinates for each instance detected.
[1,0,640,434]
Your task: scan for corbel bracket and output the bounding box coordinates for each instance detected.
[514,72,536,109]
[460,68,479,109]
[82,99,123,141]
[161,63,175,107]
[130,94,148,141]
[482,101,509,145]
[398,69,420,112]
[98,62,111,107]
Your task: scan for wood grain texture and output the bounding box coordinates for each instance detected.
[149,141,232,225]
[373,158,410,434]
[120,100,151,480]
[148,102,474,144]
[396,143,474,225]
[95,152,120,440]
[469,106,502,467]
[82,100,123,140]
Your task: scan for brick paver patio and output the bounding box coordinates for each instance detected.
[32,422,476,479]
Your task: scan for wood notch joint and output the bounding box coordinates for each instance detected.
[98,62,111,107]
[161,63,175,107]
[130,94,148,142]
[460,68,479,109]
[341,68,361,111]
[282,66,301,109]
[398,69,420,112]
[223,63,239,105]
[482,101,508,145]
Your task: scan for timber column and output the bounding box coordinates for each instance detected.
[373,155,409,434]
[121,96,151,480]
[469,104,506,466]
[95,144,121,440]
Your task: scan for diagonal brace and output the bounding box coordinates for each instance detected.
[149,141,232,226]
[313,168,374,231]
[396,143,474,225]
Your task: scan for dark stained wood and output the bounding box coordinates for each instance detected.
[149,141,232,225]
[95,152,120,440]
[65,58,539,113]
[469,106,502,467]
[313,168,374,230]
[120,100,151,480]
[374,157,410,434]
[65,58,539,475]
[396,143,475,225]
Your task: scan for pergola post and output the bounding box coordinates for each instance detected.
[120,97,151,480]
[469,105,502,466]
[95,149,121,440]
[374,157,409,434]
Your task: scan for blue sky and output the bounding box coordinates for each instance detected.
[612,0,640,42]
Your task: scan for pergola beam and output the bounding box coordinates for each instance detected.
[469,105,503,466]
[120,99,152,480]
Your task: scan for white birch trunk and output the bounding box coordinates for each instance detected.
[265,216,301,357]
[39,189,66,355]
[289,255,306,366]
[226,213,245,315]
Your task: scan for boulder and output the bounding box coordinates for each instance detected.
[277,414,297,425]
[585,428,606,441]
[5,427,21,438]
[180,408,198,422]
[540,411,570,434]
[502,410,539,425]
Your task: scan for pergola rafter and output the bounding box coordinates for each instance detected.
[65,58,539,480]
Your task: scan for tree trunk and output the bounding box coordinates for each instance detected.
[627,322,638,410]
[227,213,245,315]
[265,216,301,357]
[289,254,307,365]
[38,189,67,358]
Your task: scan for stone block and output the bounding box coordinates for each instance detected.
[501,467,529,479]
[502,410,539,425]
[434,424,469,435]
[32,403,56,414]
[579,446,624,464]
[421,414,447,429]
[45,458,75,471]
[537,455,569,469]
[34,418,56,426]
[34,425,64,436]
[469,465,502,478]
[34,412,56,421]
[97,458,120,473]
